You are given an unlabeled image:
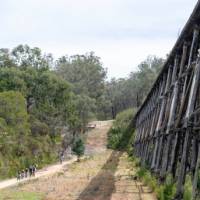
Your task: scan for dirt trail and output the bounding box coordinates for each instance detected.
[0,157,77,190]
[0,120,156,200]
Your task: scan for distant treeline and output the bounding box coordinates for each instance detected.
[104,56,164,118]
[0,44,164,178]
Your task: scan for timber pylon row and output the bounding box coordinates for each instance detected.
[133,1,200,199]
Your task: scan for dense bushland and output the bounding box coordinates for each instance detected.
[0,66,76,178]
[55,53,164,120]
[104,56,164,118]
[0,44,164,179]
[107,108,135,153]
[0,91,57,178]
[0,45,103,179]
[55,53,107,124]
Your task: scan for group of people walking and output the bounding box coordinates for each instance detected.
[17,165,37,181]
[16,151,65,181]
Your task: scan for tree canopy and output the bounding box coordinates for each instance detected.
[99,56,165,118]
[0,44,164,179]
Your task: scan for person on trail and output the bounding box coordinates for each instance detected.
[32,165,36,177]
[29,165,33,177]
[16,171,21,181]
[25,168,29,178]
[59,151,64,164]
[21,170,24,179]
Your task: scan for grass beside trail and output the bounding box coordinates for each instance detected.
[0,190,44,200]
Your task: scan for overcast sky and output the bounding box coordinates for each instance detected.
[0,0,198,78]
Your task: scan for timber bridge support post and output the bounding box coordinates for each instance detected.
[133,1,200,199]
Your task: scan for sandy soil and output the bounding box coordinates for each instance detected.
[0,120,156,200]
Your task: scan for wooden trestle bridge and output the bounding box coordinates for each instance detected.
[133,1,200,199]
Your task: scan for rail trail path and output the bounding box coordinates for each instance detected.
[0,120,156,200]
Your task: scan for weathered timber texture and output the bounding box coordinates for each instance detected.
[133,1,200,199]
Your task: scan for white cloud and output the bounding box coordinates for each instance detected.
[0,0,198,78]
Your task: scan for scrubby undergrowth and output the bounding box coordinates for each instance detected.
[134,160,176,200]
[107,108,135,153]
[107,108,196,200]
[0,91,59,179]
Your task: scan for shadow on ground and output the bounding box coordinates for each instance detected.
[76,151,123,200]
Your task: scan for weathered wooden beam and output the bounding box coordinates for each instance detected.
[160,81,179,178]
[175,48,200,200]
[175,129,191,200]
[182,27,199,96]
[155,65,175,171]
[133,4,200,200]
[151,77,167,169]
[171,56,179,84]
[178,42,188,77]
[192,140,200,200]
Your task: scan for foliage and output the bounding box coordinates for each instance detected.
[107,108,135,150]
[0,44,52,69]
[72,137,85,159]
[136,167,148,179]
[0,91,59,179]
[0,67,27,95]
[101,56,164,118]
[0,44,164,181]
[0,45,80,179]
[56,52,106,99]
[183,175,192,200]
[135,166,176,200]
[156,175,176,200]
[0,91,29,135]
[56,52,107,125]
[73,94,96,128]
[56,53,164,121]
[95,92,112,120]
[29,116,49,136]
[0,66,75,132]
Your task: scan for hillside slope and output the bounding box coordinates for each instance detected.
[1,121,156,200]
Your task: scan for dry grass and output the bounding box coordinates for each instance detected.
[5,151,156,200]
[1,120,156,200]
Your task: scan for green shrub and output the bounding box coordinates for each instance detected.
[136,167,147,179]
[107,108,135,150]
[72,137,85,161]
[0,91,58,179]
[183,175,192,200]
[134,158,141,167]
[134,162,176,200]
[30,116,49,136]
[156,175,176,200]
